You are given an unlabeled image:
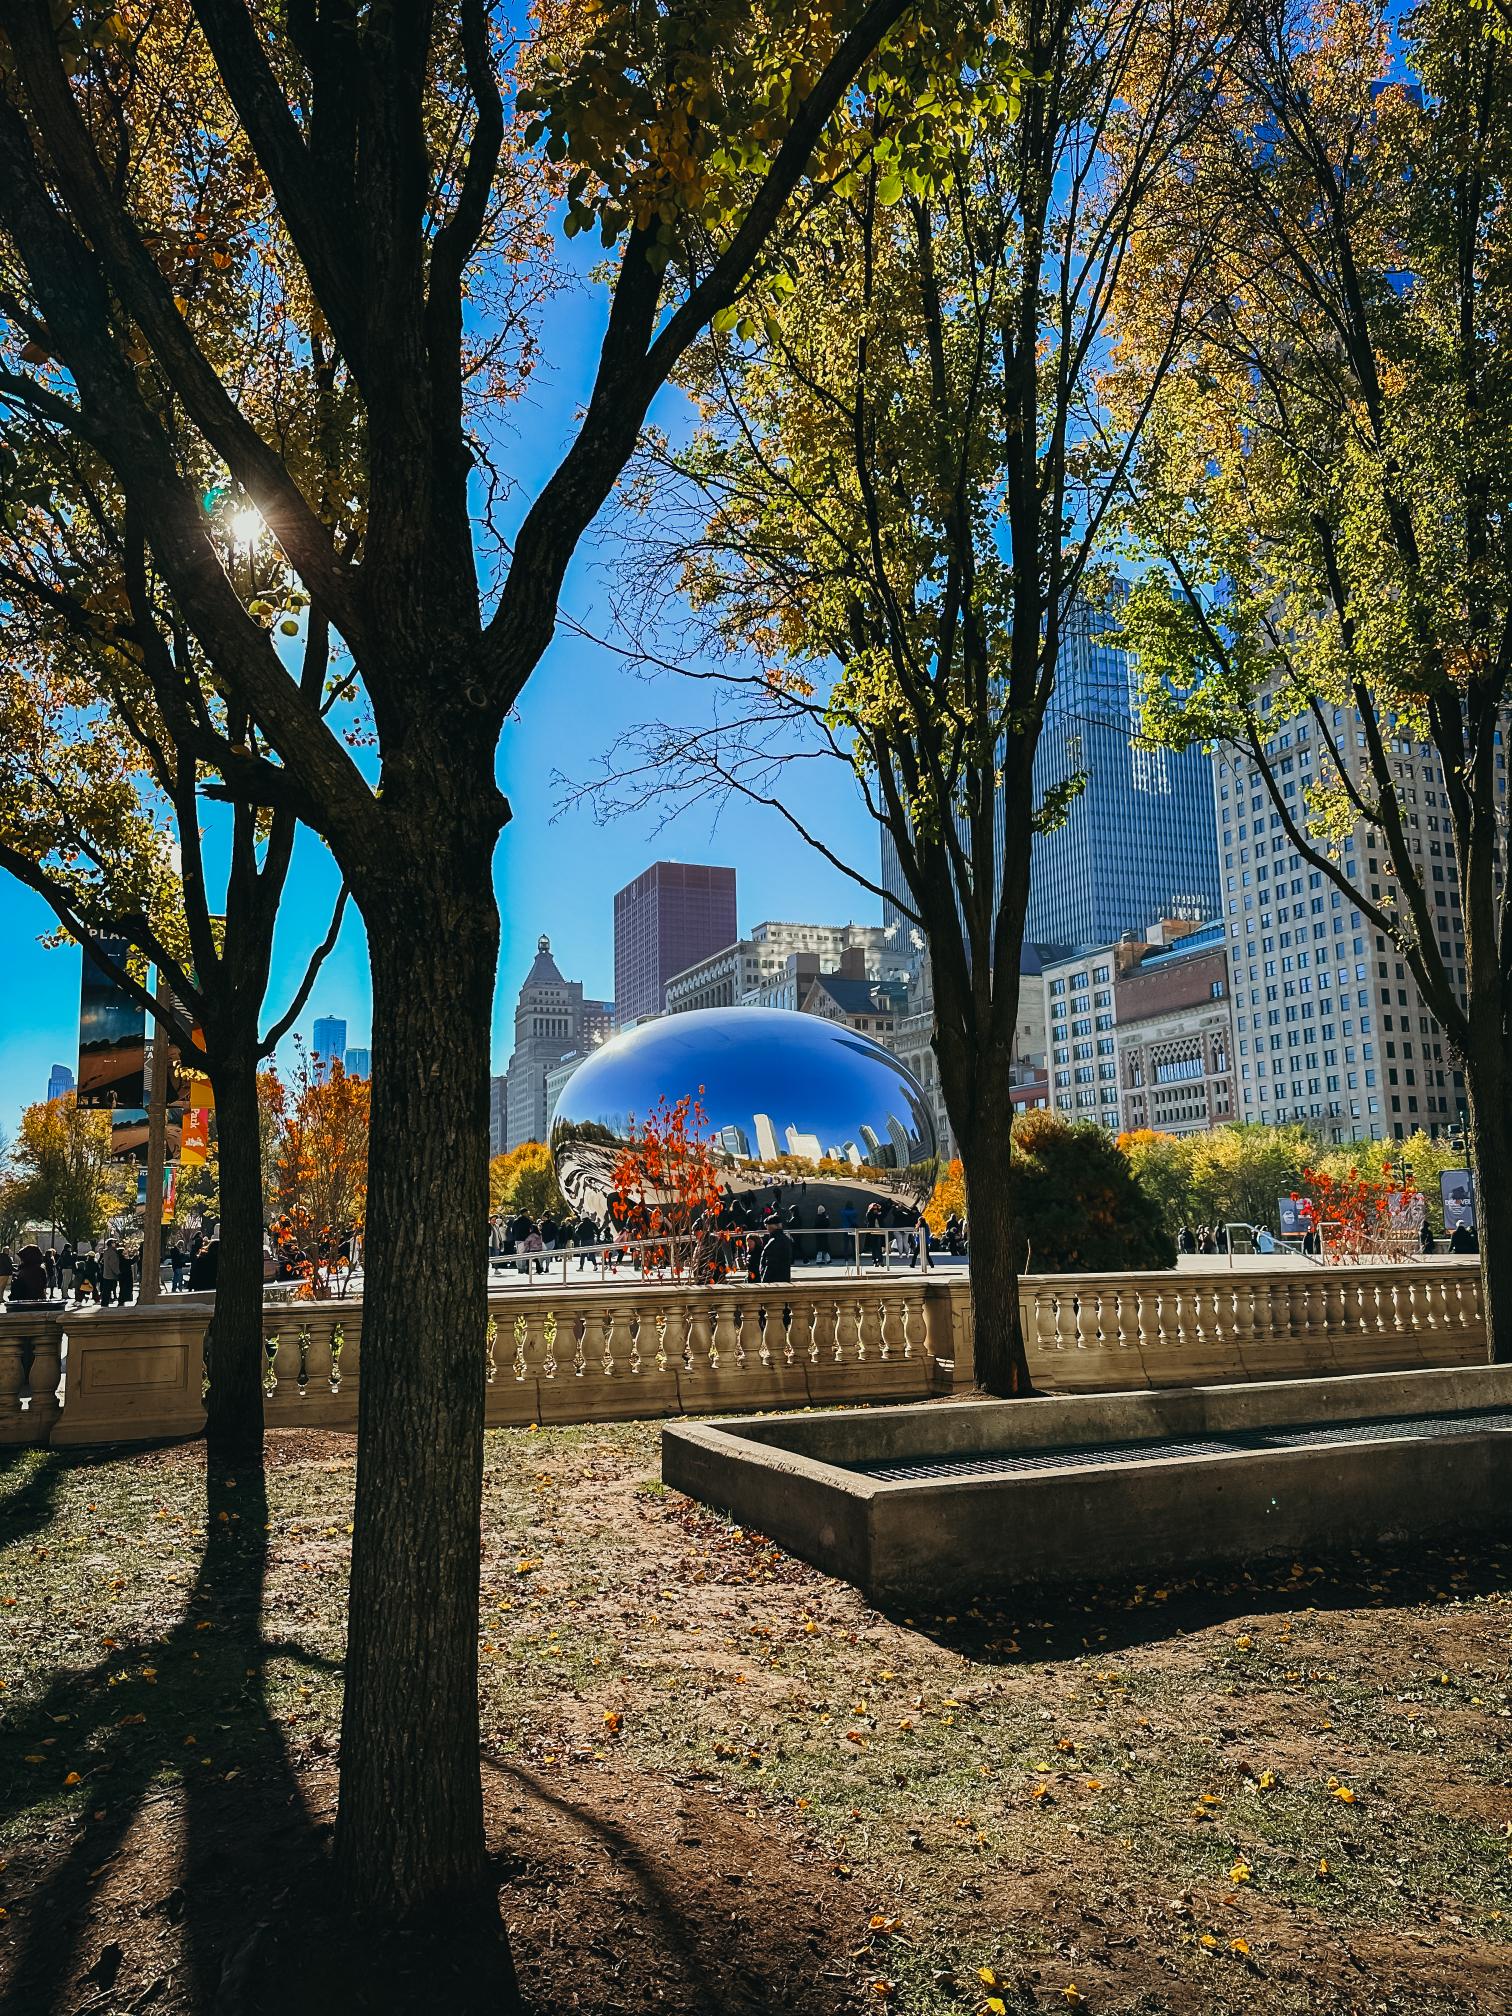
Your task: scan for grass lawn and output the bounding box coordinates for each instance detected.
[2,1419,1511,2013]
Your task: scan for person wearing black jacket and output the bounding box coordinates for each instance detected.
[757,1216,794,1284]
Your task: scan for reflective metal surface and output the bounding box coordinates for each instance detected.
[551,1007,937,1221]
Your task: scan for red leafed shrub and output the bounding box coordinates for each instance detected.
[609,1091,725,1277]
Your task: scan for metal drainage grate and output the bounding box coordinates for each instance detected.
[845,1408,1512,1484]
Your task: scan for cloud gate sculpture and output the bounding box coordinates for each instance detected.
[550,1007,938,1222]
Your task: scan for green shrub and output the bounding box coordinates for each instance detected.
[1010,1111,1176,1273]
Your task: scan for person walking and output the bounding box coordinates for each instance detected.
[58,1242,76,1302]
[757,1212,794,1284]
[99,1237,121,1307]
[864,1199,885,1269]
[169,1240,187,1292]
[188,1237,219,1291]
[574,1213,600,1271]
[119,1244,136,1305]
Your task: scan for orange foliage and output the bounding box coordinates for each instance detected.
[1294,1164,1419,1263]
[266,1048,369,1298]
[608,1090,724,1278]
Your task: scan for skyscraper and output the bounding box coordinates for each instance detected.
[311,1015,348,1077]
[880,593,1220,959]
[47,1062,74,1102]
[344,1047,371,1078]
[614,862,737,1024]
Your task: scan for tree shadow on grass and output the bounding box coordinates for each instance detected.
[0,1445,66,1555]
[872,1533,1512,1669]
[1,1450,334,2016]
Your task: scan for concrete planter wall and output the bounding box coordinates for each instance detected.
[662,1364,1512,1601]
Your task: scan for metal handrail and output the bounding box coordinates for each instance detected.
[488,1221,930,1286]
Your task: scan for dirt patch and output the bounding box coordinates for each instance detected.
[3,1424,1511,2014]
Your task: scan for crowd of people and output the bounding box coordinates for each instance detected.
[0,1231,221,1305]
[489,1188,940,1281]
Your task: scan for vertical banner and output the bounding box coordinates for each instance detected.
[179,1107,210,1167]
[78,939,148,1158]
[136,1165,176,1214]
[1441,1170,1476,1232]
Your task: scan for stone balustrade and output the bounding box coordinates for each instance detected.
[23,1273,937,1448]
[1009,1258,1485,1392]
[0,1257,1487,1449]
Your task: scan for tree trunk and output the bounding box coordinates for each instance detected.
[960,1103,1034,1397]
[1463,1049,1512,1365]
[204,1055,267,1458]
[333,832,515,1996]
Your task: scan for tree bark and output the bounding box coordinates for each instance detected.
[1463,1048,1512,1365]
[333,817,514,1995]
[959,1098,1034,1397]
[204,1054,267,1458]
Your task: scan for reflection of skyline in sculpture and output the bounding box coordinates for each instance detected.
[552,1007,937,1219]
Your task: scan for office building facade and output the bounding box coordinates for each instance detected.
[614,861,737,1024]
[1216,713,1473,1143]
[1114,924,1235,1136]
[47,1062,74,1103]
[664,919,894,1015]
[1044,919,1234,1135]
[344,1047,371,1078]
[879,594,1221,962]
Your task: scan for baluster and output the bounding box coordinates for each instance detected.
[483,1313,498,1387]
[328,1322,345,1395]
[711,1296,737,1371]
[304,1318,335,1398]
[262,1323,283,1398]
[542,1309,560,1378]
[859,1294,883,1358]
[630,1307,647,1376]
[802,1298,819,1364]
[915,1290,931,1359]
[0,1326,26,1442]
[877,1292,895,1361]
[680,1300,701,1372]
[1215,1281,1232,1357]
[732,1302,748,1370]
[1112,1287,1137,1361]
[1231,1280,1256,1366]
[22,1321,58,1436]
[1431,1269,1454,1340]
[1034,1286,1058,1355]
[685,1298,709,1378]
[1324,1279,1349,1368]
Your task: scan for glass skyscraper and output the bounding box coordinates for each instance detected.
[311,1015,347,1076]
[880,593,1220,958]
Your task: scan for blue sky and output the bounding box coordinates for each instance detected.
[0,273,882,1141]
